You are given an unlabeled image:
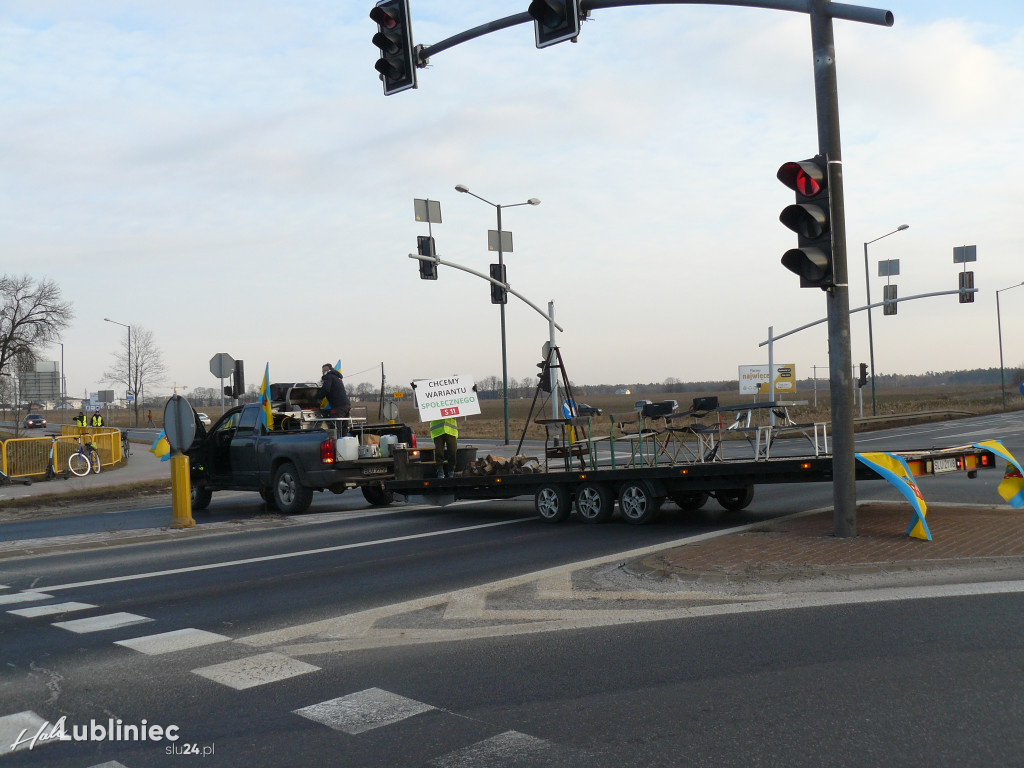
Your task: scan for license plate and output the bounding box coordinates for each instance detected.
[932,457,959,474]
[361,466,388,476]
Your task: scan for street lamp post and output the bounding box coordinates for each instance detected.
[997,281,1024,411]
[863,224,909,416]
[455,184,540,445]
[104,317,132,426]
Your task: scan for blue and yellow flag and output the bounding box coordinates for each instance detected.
[258,363,273,431]
[149,429,171,462]
[856,451,930,540]
[974,440,1024,508]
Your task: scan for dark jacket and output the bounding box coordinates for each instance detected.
[317,369,350,411]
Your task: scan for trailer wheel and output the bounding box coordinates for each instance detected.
[535,484,570,523]
[671,491,709,511]
[191,486,213,512]
[717,485,755,512]
[273,462,313,514]
[619,482,663,525]
[361,482,394,507]
[575,483,614,523]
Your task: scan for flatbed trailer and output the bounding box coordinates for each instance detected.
[388,445,998,524]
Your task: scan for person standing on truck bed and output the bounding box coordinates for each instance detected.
[430,418,458,478]
[317,363,351,420]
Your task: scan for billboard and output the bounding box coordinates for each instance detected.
[739,364,796,395]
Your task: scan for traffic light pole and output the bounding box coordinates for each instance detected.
[809,0,857,537]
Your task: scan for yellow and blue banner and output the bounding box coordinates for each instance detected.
[149,429,171,462]
[258,363,273,432]
[856,451,930,540]
[974,440,1024,508]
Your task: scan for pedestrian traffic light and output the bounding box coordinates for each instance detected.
[527,0,581,48]
[858,363,868,388]
[417,235,437,280]
[778,156,833,289]
[537,360,552,392]
[959,271,975,303]
[370,0,417,96]
[489,263,507,304]
[883,284,897,315]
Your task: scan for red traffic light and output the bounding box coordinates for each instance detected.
[777,160,824,198]
[369,6,398,29]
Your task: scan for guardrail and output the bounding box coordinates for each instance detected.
[1,427,124,478]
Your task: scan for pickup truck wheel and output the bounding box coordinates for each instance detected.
[191,486,213,512]
[671,491,709,511]
[273,462,313,514]
[574,483,614,523]
[619,482,663,525]
[717,485,755,512]
[535,484,570,523]
[361,482,394,506]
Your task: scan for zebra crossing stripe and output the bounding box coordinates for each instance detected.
[0,591,51,606]
[425,730,591,768]
[8,602,95,618]
[192,652,319,690]
[293,688,435,734]
[52,612,153,634]
[115,628,230,655]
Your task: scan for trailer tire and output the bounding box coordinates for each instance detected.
[717,485,755,512]
[619,482,663,525]
[671,491,709,511]
[273,462,313,514]
[191,486,213,512]
[361,482,394,507]
[535,483,570,523]
[574,483,614,523]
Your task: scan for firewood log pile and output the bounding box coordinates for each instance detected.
[460,454,542,476]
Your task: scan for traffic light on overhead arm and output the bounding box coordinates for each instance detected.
[778,156,834,289]
[417,236,437,280]
[527,0,582,48]
[370,0,417,96]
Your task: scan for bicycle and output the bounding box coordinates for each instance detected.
[68,437,101,477]
[121,429,131,459]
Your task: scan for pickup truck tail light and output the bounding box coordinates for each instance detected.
[411,434,417,449]
[321,437,336,464]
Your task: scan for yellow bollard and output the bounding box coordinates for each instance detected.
[169,452,196,529]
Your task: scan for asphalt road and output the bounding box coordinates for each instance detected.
[1,412,1022,766]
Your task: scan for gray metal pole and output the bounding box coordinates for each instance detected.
[998,289,1006,411]
[549,301,559,421]
[864,240,877,416]
[497,204,510,445]
[811,0,857,537]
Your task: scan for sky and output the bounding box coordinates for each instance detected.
[2,0,1023,402]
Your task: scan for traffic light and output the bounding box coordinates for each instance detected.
[527,0,581,48]
[370,0,417,96]
[778,156,833,289]
[959,271,975,303]
[883,284,897,315]
[417,235,437,280]
[232,359,245,399]
[537,360,552,393]
[858,363,868,388]
[489,263,507,304]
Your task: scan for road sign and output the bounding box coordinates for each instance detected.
[210,353,235,379]
[1019,382,1024,396]
[163,395,196,453]
[126,390,135,402]
[414,198,442,223]
[878,259,900,277]
[488,230,513,252]
[953,245,977,263]
[561,399,577,418]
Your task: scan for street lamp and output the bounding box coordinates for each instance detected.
[103,317,132,425]
[455,184,541,445]
[997,281,1024,411]
[864,224,909,416]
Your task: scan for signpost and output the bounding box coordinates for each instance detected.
[210,352,235,417]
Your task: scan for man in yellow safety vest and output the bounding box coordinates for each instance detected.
[430,418,458,479]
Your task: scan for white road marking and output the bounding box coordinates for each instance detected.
[8,601,95,618]
[293,687,435,734]
[0,711,55,755]
[115,628,231,655]
[426,730,588,768]
[192,652,319,690]
[0,591,52,605]
[38,518,530,593]
[52,612,153,634]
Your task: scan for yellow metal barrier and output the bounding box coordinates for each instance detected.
[62,426,123,466]
[0,426,124,478]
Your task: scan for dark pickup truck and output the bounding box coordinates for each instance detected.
[186,384,416,514]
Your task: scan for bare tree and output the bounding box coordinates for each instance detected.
[0,274,74,379]
[102,325,167,426]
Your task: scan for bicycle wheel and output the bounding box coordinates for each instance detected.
[122,438,131,458]
[68,451,90,477]
[89,449,102,474]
